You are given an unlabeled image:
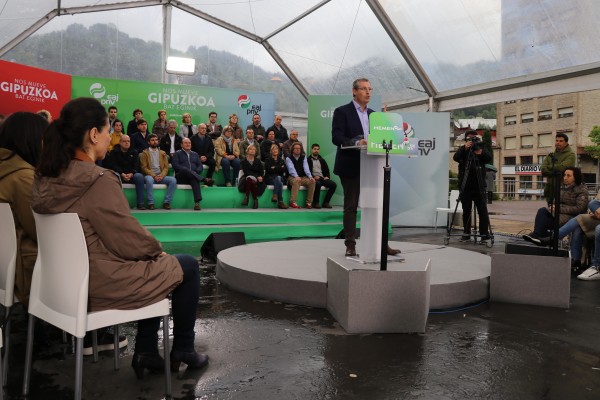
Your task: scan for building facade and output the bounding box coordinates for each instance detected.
[495,90,600,199]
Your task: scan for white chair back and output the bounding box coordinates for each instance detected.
[0,203,17,308]
[449,190,462,212]
[30,212,90,338]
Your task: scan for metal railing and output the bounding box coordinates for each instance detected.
[449,178,599,200]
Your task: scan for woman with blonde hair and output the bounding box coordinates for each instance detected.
[179,112,197,138]
[228,113,244,140]
[214,125,241,187]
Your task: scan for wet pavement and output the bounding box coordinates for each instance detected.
[4,200,600,399]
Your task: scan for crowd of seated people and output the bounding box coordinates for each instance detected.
[98,108,333,210]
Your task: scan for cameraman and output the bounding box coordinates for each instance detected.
[453,130,492,242]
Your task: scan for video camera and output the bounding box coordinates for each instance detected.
[467,135,482,151]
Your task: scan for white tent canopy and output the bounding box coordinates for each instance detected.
[2,0,600,113]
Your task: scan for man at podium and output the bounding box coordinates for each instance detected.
[331,77,401,257]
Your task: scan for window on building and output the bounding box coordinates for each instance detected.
[520,156,533,164]
[504,156,516,165]
[538,155,546,164]
[538,133,553,147]
[520,176,533,189]
[521,135,534,148]
[505,137,516,149]
[538,110,552,120]
[521,112,534,123]
[558,107,574,118]
[504,115,517,125]
[505,177,516,199]
[505,100,516,104]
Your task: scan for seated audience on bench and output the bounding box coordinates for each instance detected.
[285,142,316,209]
[160,119,182,160]
[264,144,288,209]
[261,130,279,160]
[131,118,150,154]
[171,137,214,211]
[191,123,216,180]
[152,109,168,141]
[179,112,197,139]
[239,128,261,161]
[227,113,244,141]
[215,125,241,187]
[106,135,146,210]
[108,119,124,152]
[238,144,265,209]
[127,108,143,135]
[140,133,177,210]
[307,143,336,209]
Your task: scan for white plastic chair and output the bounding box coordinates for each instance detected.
[22,212,172,400]
[0,203,18,387]
[433,190,462,231]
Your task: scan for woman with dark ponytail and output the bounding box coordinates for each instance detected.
[32,98,208,378]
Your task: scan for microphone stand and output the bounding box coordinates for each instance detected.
[380,140,392,271]
[550,153,560,257]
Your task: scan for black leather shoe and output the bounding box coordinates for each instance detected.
[387,245,401,256]
[170,350,209,372]
[131,352,165,379]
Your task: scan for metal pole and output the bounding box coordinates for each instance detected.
[380,140,392,271]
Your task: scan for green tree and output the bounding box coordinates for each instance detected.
[584,125,600,158]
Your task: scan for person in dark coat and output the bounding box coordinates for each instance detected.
[238,144,265,209]
[190,123,216,179]
[105,135,145,209]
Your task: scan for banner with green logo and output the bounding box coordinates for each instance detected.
[368,112,418,156]
[72,76,275,130]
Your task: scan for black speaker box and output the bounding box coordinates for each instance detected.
[504,242,569,257]
[201,232,246,262]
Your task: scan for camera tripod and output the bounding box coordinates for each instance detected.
[445,145,495,248]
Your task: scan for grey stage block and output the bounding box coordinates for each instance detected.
[490,254,570,308]
[326,257,430,334]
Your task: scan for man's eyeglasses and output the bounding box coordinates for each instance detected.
[356,87,373,92]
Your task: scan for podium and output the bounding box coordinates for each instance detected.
[358,147,385,262]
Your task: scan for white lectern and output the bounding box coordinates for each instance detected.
[358,147,385,262]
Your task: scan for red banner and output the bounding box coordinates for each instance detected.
[0,60,71,119]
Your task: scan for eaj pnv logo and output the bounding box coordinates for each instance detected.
[237,94,250,109]
[88,82,118,105]
[89,83,106,99]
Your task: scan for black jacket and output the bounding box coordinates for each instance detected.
[307,155,331,178]
[190,134,215,161]
[105,147,140,175]
[452,145,492,191]
[159,134,183,156]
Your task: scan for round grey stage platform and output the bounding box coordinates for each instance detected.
[216,239,490,310]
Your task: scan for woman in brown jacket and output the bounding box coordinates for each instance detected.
[31,98,208,377]
[0,112,48,304]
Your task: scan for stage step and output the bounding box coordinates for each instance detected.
[131,208,357,243]
[123,184,327,209]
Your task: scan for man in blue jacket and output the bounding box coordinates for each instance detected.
[171,137,214,210]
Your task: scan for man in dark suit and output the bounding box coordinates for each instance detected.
[331,77,400,257]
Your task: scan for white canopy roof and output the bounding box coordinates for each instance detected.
[2,0,600,113]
